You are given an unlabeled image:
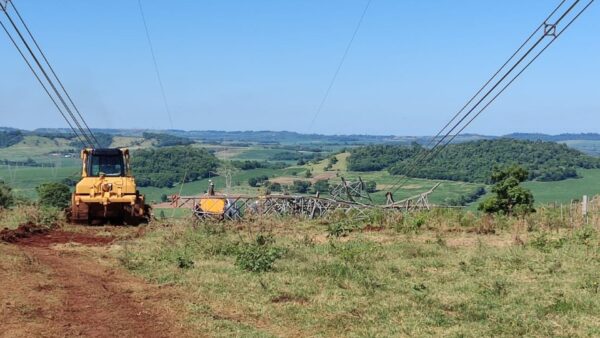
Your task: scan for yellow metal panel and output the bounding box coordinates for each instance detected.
[200,198,226,214]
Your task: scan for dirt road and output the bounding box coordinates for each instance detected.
[0,225,191,338]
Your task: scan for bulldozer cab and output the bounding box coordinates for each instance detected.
[82,148,131,178]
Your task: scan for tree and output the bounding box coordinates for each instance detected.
[478,165,534,215]
[269,182,282,192]
[0,181,14,208]
[312,180,330,194]
[37,182,71,209]
[292,180,311,194]
[305,169,312,178]
[248,177,259,187]
[248,175,269,187]
[132,146,219,188]
[365,181,377,193]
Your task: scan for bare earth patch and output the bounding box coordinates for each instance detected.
[0,225,192,338]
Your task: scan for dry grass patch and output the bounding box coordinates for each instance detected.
[115,211,600,336]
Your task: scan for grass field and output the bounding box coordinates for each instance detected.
[524,169,600,205]
[0,136,77,162]
[3,136,600,208]
[0,165,79,199]
[117,212,600,336]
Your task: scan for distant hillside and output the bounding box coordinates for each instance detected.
[9,127,600,156]
[30,128,491,145]
[349,139,600,183]
[504,133,600,142]
[0,130,24,148]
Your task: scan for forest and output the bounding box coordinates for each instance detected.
[131,146,219,187]
[348,139,600,183]
[0,130,24,148]
[142,132,195,147]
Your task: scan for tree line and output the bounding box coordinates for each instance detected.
[131,146,219,188]
[348,139,600,183]
[0,130,24,148]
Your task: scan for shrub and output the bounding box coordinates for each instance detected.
[312,180,330,194]
[269,182,282,192]
[235,235,284,272]
[365,180,377,193]
[292,180,311,194]
[0,180,14,208]
[36,182,71,209]
[248,175,269,187]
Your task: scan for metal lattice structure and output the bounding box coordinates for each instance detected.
[329,177,372,204]
[160,176,444,221]
[385,183,440,211]
[168,194,372,221]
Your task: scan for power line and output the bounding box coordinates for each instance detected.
[0,4,87,148]
[307,0,373,130]
[430,0,595,158]
[0,1,97,148]
[387,0,594,197]
[138,0,174,129]
[9,1,99,147]
[385,0,572,195]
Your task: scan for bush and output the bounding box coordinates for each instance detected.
[292,180,311,194]
[365,181,377,193]
[248,175,269,187]
[36,183,71,209]
[312,180,330,194]
[235,235,284,272]
[0,181,14,208]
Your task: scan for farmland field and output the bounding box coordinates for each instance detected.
[2,134,600,208]
[524,168,600,204]
[0,165,79,198]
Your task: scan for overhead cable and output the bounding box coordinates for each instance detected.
[138,0,174,129]
[9,1,99,146]
[387,0,594,196]
[0,1,97,147]
[307,0,373,130]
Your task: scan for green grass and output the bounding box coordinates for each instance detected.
[118,212,600,336]
[140,167,300,203]
[228,148,291,161]
[0,136,77,162]
[524,169,600,205]
[3,136,600,209]
[0,165,79,199]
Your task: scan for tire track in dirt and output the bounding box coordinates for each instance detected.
[1,226,192,338]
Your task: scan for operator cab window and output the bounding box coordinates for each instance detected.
[89,154,124,177]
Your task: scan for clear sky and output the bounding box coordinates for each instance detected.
[0,0,598,135]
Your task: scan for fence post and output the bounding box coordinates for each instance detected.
[583,195,589,225]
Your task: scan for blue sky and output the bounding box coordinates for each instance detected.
[0,0,598,135]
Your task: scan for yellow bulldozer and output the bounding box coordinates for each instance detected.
[69,148,150,225]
